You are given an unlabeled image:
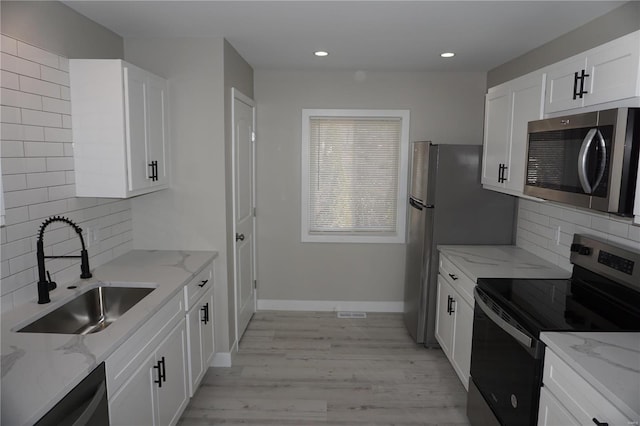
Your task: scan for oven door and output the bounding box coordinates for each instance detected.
[524,110,618,211]
[469,287,545,426]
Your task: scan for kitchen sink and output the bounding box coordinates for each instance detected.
[17,286,156,335]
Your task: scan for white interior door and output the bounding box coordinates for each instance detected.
[232,88,256,343]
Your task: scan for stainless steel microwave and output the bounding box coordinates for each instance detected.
[524,108,639,216]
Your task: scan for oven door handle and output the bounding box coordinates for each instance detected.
[474,287,534,350]
[578,128,606,194]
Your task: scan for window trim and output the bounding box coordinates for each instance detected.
[301,108,410,244]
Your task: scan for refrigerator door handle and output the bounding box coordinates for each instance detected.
[409,196,424,210]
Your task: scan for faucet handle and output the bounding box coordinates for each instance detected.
[46,271,57,291]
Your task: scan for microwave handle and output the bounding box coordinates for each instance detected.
[578,128,606,194]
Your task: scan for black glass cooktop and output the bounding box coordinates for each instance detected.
[476,266,640,335]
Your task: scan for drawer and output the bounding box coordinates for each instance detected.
[439,253,475,306]
[184,261,214,311]
[106,290,184,397]
[542,349,633,426]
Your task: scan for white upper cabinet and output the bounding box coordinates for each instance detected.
[482,71,545,197]
[70,59,169,198]
[545,30,640,114]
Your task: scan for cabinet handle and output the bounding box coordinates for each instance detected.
[573,69,590,99]
[148,162,155,181]
[236,233,245,242]
[592,418,608,426]
[448,273,458,281]
[153,360,163,388]
[447,295,452,314]
[573,71,580,100]
[153,161,158,181]
[160,356,166,383]
[198,279,209,288]
[201,303,209,324]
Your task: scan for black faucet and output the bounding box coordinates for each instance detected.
[37,216,92,304]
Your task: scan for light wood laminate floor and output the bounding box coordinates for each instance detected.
[178,311,470,425]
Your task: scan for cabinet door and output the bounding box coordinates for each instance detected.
[147,75,169,187]
[585,32,640,107]
[109,352,156,426]
[482,86,510,188]
[156,319,189,426]
[186,303,204,397]
[544,56,587,114]
[538,387,580,426]
[434,275,454,357]
[450,295,473,391]
[505,73,545,193]
[201,291,215,368]
[124,65,151,193]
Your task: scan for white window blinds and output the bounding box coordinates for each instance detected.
[301,109,409,243]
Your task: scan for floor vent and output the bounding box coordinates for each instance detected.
[337,311,367,319]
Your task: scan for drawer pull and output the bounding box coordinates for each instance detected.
[448,273,458,281]
[198,279,209,288]
[201,303,210,324]
[592,419,608,426]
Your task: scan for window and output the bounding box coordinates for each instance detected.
[301,109,410,243]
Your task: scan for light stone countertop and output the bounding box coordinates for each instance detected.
[1,249,217,426]
[437,245,572,282]
[541,332,640,422]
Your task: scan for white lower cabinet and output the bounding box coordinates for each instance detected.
[186,288,215,396]
[538,348,634,426]
[435,254,475,391]
[110,319,188,426]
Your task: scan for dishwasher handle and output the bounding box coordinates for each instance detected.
[474,287,544,359]
[71,381,107,426]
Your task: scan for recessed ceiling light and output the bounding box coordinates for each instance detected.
[440,52,455,58]
[314,51,329,57]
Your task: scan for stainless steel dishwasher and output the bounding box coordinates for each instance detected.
[35,363,109,426]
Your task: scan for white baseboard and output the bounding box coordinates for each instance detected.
[257,299,404,313]
[211,352,232,367]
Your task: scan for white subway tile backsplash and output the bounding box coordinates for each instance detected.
[0,35,132,314]
[28,199,69,220]
[2,174,27,191]
[16,41,59,69]
[1,35,17,55]
[19,75,61,98]
[44,127,72,142]
[46,157,74,171]
[1,70,20,89]
[2,157,47,174]
[40,65,70,86]
[26,171,66,189]
[60,86,70,101]
[21,109,62,127]
[0,52,40,78]
[1,105,21,123]
[42,97,71,114]
[3,188,48,209]
[24,141,64,157]
[517,200,640,271]
[0,140,24,157]
[48,184,75,201]
[0,87,43,110]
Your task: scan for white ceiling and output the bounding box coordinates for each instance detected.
[63,1,625,72]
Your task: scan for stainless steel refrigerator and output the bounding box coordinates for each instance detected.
[404,142,516,347]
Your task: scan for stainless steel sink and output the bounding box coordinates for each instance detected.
[18,286,155,334]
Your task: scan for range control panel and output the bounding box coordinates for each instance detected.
[598,250,635,275]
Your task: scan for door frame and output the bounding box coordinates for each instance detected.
[231,87,257,348]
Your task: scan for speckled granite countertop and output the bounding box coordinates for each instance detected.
[1,250,217,426]
[541,332,640,422]
[437,245,571,282]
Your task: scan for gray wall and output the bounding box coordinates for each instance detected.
[0,1,123,59]
[488,1,640,87]
[124,38,231,352]
[254,70,486,305]
[223,40,254,349]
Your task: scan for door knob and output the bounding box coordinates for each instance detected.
[236,233,245,241]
